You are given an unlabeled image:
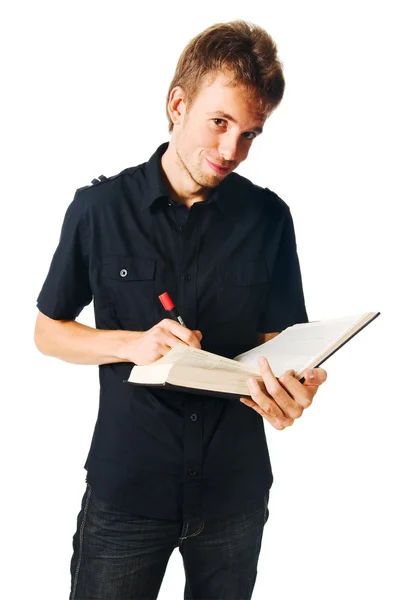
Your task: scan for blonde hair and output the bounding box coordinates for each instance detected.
[166,20,285,132]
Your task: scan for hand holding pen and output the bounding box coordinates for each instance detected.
[158,292,186,327]
[119,292,202,366]
[158,292,202,344]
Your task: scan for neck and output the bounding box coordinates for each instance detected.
[160,139,210,208]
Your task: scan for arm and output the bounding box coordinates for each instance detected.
[34,190,202,367]
[244,206,326,429]
[34,311,202,366]
[33,311,140,365]
[255,332,280,346]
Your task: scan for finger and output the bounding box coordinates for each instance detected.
[278,370,315,410]
[138,341,174,365]
[160,319,202,348]
[193,330,203,342]
[157,330,196,352]
[257,357,303,419]
[240,396,294,430]
[243,377,294,430]
[301,367,327,386]
[144,332,194,363]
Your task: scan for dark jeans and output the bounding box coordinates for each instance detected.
[69,483,270,600]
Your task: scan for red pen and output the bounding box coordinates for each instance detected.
[158,292,186,327]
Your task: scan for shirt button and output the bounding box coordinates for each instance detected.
[120,269,127,277]
[182,273,191,282]
[188,469,197,477]
[190,413,198,422]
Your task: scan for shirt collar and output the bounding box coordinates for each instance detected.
[140,142,170,211]
[141,141,242,220]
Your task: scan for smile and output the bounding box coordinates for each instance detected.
[205,159,230,174]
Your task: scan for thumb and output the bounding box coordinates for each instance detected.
[302,367,327,386]
[193,330,203,342]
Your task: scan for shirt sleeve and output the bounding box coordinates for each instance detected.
[257,207,308,333]
[36,190,92,320]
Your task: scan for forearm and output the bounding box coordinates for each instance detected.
[256,332,280,346]
[34,317,142,365]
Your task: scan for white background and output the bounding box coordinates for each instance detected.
[2,1,396,598]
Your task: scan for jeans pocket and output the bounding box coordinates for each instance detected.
[70,483,93,599]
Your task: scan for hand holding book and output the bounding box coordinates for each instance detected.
[127,312,380,402]
[127,296,379,431]
[240,355,327,430]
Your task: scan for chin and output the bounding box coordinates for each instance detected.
[201,164,225,181]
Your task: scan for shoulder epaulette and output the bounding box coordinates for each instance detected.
[89,165,141,187]
[91,174,108,185]
[75,165,142,194]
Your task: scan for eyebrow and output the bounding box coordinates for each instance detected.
[206,111,263,134]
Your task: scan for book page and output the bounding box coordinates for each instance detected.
[153,344,260,375]
[234,313,375,377]
[168,366,265,396]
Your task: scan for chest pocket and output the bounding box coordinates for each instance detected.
[216,260,269,325]
[100,255,157,330]
[102,256,156,281]
[218,260,268,286]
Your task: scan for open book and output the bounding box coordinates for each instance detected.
[126,312,380,399]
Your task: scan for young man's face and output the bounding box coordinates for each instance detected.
[173,72,267,189]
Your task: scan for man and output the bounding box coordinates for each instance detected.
[34,20,327,600]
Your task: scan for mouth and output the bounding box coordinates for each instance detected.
[205,158,230,175]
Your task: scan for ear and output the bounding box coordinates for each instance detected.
[168,86,186,127]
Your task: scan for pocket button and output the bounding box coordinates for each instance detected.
[120,269,128,277]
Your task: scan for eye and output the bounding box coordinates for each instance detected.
[212,118,226,127]
[243,132,256,140]
[211,118,257,140]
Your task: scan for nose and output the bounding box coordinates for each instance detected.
[218,133,240,163]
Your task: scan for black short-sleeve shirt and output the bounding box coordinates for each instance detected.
[36,142,308,521]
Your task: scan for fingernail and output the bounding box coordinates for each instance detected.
[258,356,265,366]
[308,371,316,381]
